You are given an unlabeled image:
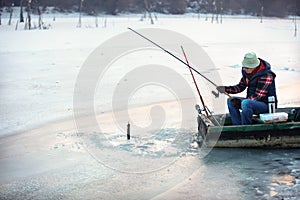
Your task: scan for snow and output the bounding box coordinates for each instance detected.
[0,11,300,199]
[1,13,299,136]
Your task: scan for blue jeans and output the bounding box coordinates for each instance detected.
[227,98,268,125]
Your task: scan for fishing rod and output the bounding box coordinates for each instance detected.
[181,46,222,126]
[128,27,232,98]
[181,46,209,117]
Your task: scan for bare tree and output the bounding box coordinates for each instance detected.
[144,0,154,24]
[211,0,216,23]
[37,5,43,29]
[220,0,223,24]
[260,6,264,23]
[26,0,32,30]
[8,3,14,25]
[77,0,84,28]
[104,17,107,28]
[15,18,19,30]
[204,0,209,21]
[20,0,24,22]
[196,0,201,19]
[209,0,223,24]
[52,3,56,21]
[294,16,297,37]
[94,12,98,28]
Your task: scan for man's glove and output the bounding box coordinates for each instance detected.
[216,86,226,94]
[231,98,242,109]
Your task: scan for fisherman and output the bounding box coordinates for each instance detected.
[217,52,277,125]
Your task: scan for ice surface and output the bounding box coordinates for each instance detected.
[1,13,299,136]
[0,11,300,199]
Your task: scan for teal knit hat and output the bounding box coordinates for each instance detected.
[242,52,260,68]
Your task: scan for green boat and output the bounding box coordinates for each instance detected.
[196,106,300,148]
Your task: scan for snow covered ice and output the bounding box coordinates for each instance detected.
[0,10,300,199]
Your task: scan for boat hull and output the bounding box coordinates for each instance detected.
[196,107,300,148]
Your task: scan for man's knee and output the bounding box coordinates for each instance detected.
[241,99,253,110]
[227,98,232,106]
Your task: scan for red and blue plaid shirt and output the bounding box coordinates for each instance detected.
[225,62,275,101]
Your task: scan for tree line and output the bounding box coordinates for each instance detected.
[0,0,299,17]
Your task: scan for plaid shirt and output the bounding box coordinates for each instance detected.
[225,73,275,101]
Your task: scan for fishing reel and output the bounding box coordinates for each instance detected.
[195,104,204,114]
[211,90,220,98]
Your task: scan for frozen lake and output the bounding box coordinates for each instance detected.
[0,12,300,199]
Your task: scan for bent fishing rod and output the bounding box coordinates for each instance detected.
[182,46,222,126]
[181,46,209,117]
[128,28,232,98]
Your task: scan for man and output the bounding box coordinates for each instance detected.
[217,52,277,125]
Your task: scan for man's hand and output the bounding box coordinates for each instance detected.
[216,86,226,94]
[231,98,242,109]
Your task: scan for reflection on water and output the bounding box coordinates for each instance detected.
[204,148,300,199]
[88,128,300,199]
[1,126,299,199]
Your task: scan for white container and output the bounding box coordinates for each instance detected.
[268,96,276,113]
[259,112,288,123]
